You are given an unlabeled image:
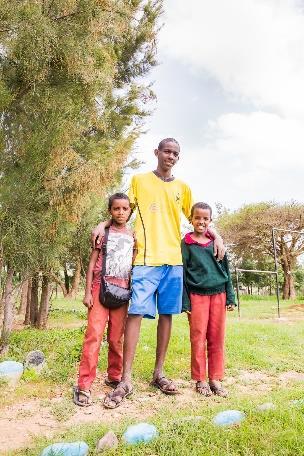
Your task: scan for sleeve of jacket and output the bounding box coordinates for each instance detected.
[222,253,236,306]
[181,239,191,312]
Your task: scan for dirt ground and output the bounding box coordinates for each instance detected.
[2,368,304,454]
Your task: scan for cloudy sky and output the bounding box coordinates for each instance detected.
[127,0,304,212]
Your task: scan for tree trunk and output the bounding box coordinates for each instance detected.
[0,257,3,291]
[281,252,296,299]
[282,270,296,300]
[18,279,29,315]
[36,275,51,329]
[24,278,32,325]
[30,274,39,326]
[67,258,81,298]
[64,265,70,295]
[0,267,14,355]
[50,273,68,297]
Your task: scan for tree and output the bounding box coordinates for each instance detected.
[217,202,304,299]
[0,0,162,347]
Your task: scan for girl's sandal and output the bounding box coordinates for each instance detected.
[104,378,120,388]
[103,381,133,409]
[196,381,212,397]
[209,380,228,398]
[73,386,92,407]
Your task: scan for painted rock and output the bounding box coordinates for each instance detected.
[41,442,89,456]
[0,361,24,386]
[213,410,245,427]
[123,423,158,444]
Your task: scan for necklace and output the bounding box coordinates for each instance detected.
[153,170,175,182]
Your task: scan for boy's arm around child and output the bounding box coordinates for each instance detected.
[221,253,236,311]
[181,239,191,313]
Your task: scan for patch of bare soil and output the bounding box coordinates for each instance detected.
[0,375,202,454]
[225,370,278,394]
[278,371,304,383]
[0,400,59,454]
[2,369,304,453]
[286,303,304,312]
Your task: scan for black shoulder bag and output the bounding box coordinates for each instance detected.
[99,227,131,309]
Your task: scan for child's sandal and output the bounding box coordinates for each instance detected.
[73,386,92,407]
[196,381,212,396]
[104,377,120,388]
[209,380,228,397]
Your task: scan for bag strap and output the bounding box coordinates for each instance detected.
[101,227,110,279]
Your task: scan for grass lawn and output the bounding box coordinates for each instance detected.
[2,294,304,455]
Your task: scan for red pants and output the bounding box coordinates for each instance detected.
[188,292,226,381]
[78,287,128,390]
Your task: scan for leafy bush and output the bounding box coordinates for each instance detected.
[7,327,85,383]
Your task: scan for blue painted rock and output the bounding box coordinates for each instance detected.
[40,442,89,456]
[0,361,23,386]
[213,410,245,427]
[123,423,158,444]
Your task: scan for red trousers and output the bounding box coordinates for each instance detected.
[78,287,128,390]
[188,292,226,381]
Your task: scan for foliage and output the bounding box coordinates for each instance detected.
[217,201,304,298]
[0,0,162,271]
[0,1,163,338]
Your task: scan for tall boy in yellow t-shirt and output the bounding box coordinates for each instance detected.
[92,138,225,408]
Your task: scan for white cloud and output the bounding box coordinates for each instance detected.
[177,111,303,207]
[206,111,304,169]
[161,0,304,118]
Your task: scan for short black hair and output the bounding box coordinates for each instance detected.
[158,137,180,150]
[108,192,130,210]
[191,202,212,218]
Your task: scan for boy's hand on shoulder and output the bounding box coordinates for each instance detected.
[226,304,235,311]
[213,236,225,260]
[206,227,226,260]
[83,293,93,309]
[91,220,111,248]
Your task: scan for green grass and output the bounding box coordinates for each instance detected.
[3,295,304,455]
[234,294,304,319]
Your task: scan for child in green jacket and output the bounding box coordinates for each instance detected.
[182,202,235,397]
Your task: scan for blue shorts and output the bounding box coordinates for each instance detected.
[128,265,183,319]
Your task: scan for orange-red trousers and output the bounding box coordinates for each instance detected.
[188,292,226,381]
[78,287,128,390]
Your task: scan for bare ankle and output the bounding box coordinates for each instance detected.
[153,370,163,380]
[121,375,132,385]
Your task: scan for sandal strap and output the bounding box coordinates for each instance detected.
[112,382,132,396]
[78,389,91,399]
[157,376,174,386]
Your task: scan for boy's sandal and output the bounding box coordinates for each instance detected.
[73,386,92,407]
[196,381,212,397]
[209,381,228,398]
[103,381,133,409]
[104,378,120,388]
[150,376,179,395]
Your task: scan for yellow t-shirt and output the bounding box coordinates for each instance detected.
[129,172,194,266]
